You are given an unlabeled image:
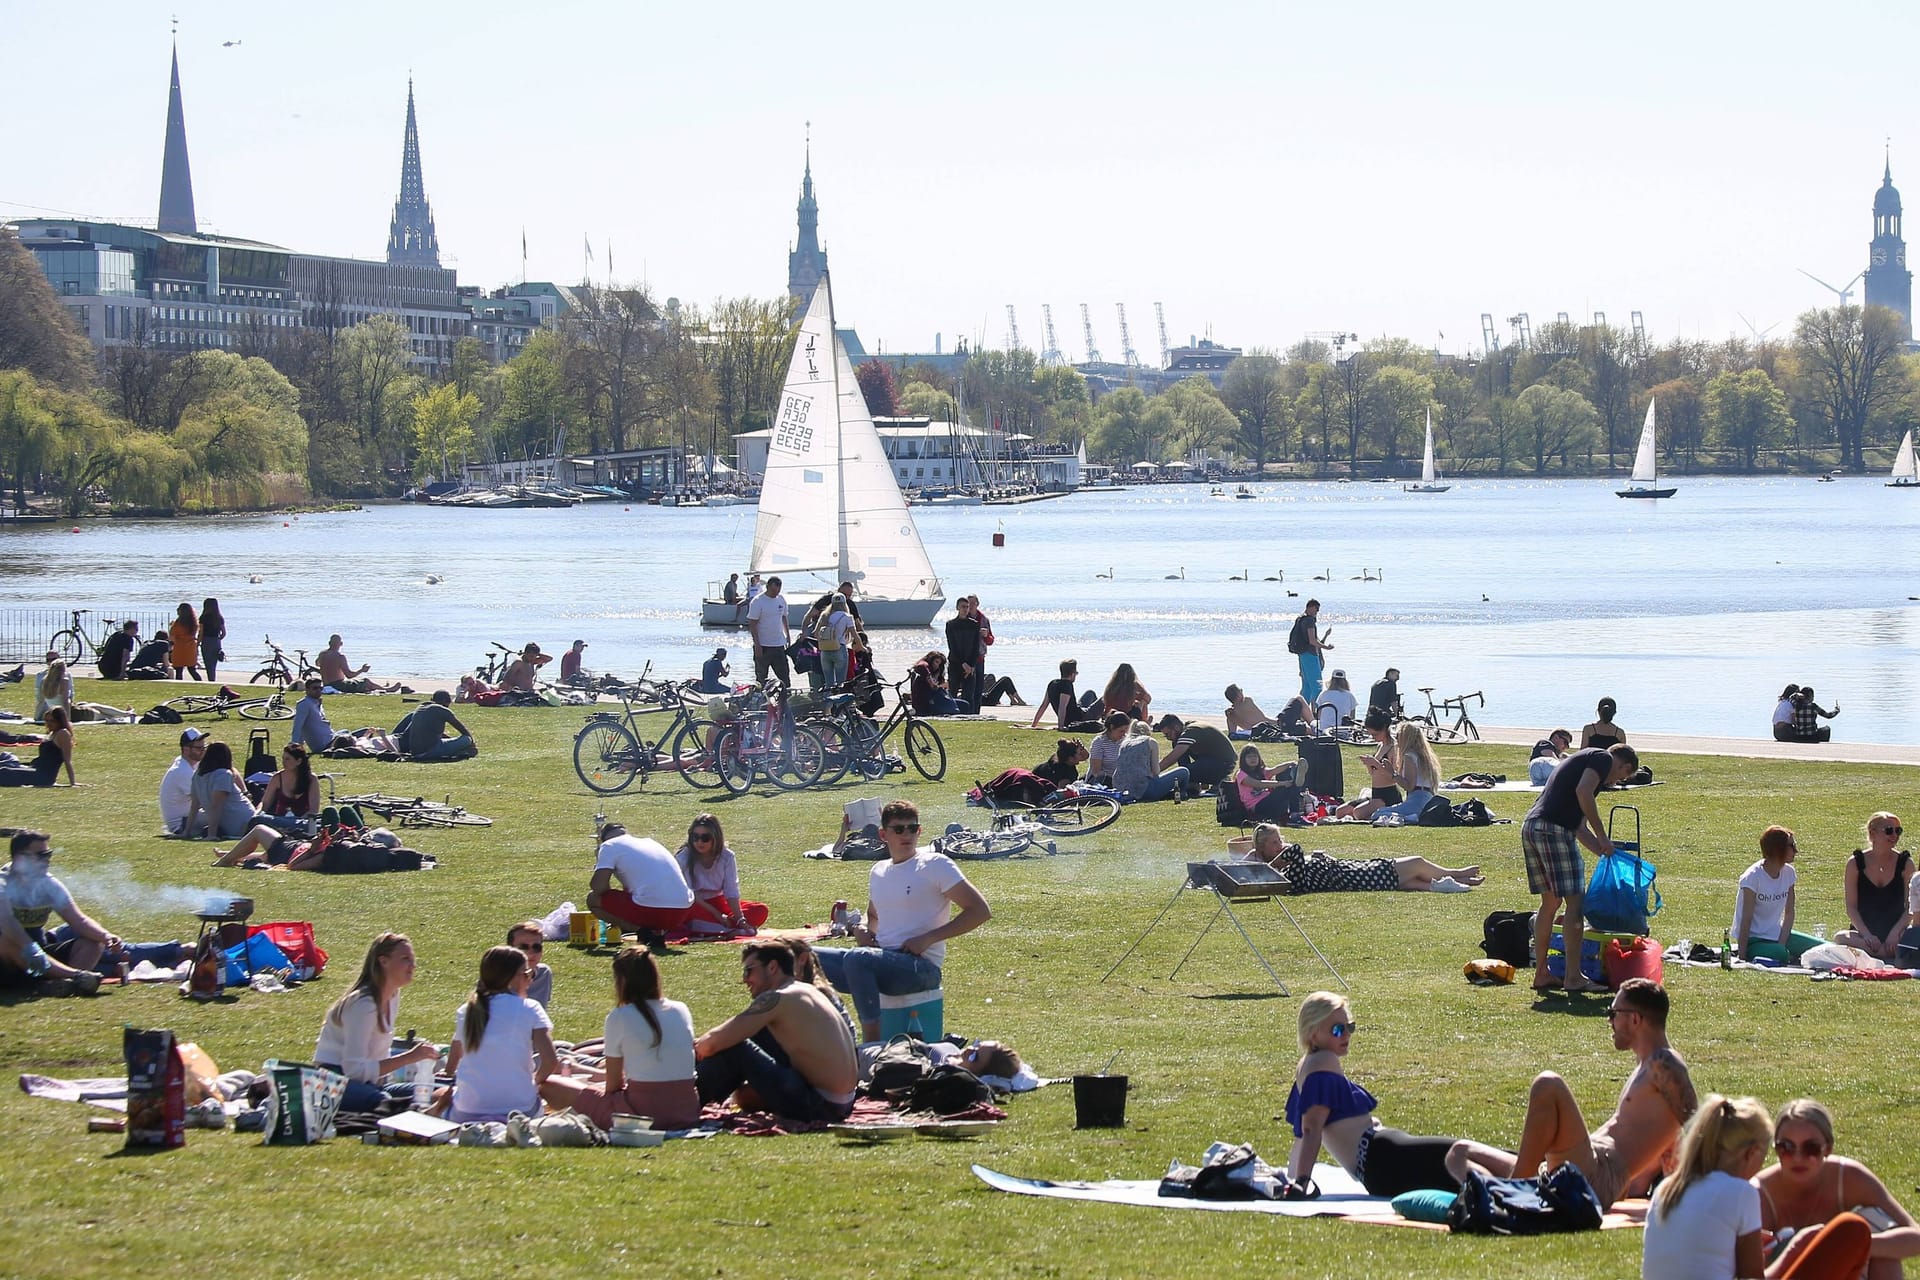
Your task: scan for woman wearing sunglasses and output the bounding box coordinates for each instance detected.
[1282,992,1462,1198]
[673,813,768,938]
[1834,813,1912,961]
[1754,1098,1917,1279]
[813,799,991,1042]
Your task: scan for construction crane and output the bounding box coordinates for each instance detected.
[1116,303,1138,367]
[1154,302,1171,368]
[1507,313,1532,351]
[1592,311,1607,328]
[1006,305,1022,353]
[1040,304,1064,366]
[1480,314,1499,353]
[1799,268,1864,308]
[1080,303,1101,364]
[1304,331,1359,359]
[1556,312,1571,327]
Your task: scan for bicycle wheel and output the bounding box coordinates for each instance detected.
[1031,793,1123,837]
[768,724,827,791]
[574,721,648,794]
[1458,718,1481,743]
[668,720,726,789]
[902,720,946,781]
[935,829,1031,860]
[399,805,493,828]
[805,719,853,787]
[1425,723,1467,745]
[50,629,85,665]
[165,694,228,715]
[336,794,409,816]
[239,696,293,721]
[714,725,756,795]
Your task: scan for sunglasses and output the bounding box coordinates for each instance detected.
[1606,1007,1638,1021]
[1774,1139,1826,1159]
[1327,1021,1358,1039]
[887,823,921,834]
[515,941,543,953]
[690,831,716,843]
[1881,825,1903,836]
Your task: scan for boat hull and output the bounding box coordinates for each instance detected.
[1616,487,1677,499]
[1403,483,1452,493]
[700,596,946,629]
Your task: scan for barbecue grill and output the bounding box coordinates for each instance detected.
[1102,860,1346,995]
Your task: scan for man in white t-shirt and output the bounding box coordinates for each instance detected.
[588,824,695,945]
[0,830,119,995]
[814,799,991,1041]
[745,575,791,691]
[159,727,209,834]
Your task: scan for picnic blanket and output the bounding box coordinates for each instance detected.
[972,1164,1649,1231]
[1442,779,1666,794]
[661,922,831,947]
[711,1096,1005,1137]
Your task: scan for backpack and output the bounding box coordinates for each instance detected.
[1452,798,1495,826]
[244,727,274,780]
[1446,1162,1605,1235]
[865,1034,934,1097]
[140,705,184,725]
[1286,615,1310,655]
[1481,910,1534,968]
[1418,795,1459,827]
[1249,723,1289,743]
[904,1063,993,1115]
[1215,785,1251,828]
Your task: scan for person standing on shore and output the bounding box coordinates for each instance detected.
[745,576,791,692]
[168,603,201,681]
[945,597,984,712]
[199,598,226,682]
[1288,600,1331,703]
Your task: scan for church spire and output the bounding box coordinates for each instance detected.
[157,36,197,234]
[387,78,441,268]
[787,124,827,302]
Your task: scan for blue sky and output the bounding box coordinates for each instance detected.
[4,0,1915,358]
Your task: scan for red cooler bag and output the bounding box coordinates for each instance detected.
[250,922,328,979]
[1602,936,1663,990]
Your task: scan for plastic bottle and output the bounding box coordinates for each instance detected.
[906,1007,925,1039]
[405,1028,434,1110]
[1721,929,1735,970]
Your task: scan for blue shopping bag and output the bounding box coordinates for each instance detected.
[1584,849,1662,935]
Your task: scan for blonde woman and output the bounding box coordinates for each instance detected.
[1371,721,1441,823]
[1755,1099,1919,1280]
[1834,812,1913,961]
[1282,992,1461,1197]
[313,933,439,1112]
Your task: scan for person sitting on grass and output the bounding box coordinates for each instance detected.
[1032,659,1098,731]
[1283,991,1464,1198]
[1224,684,1307,738]
[313,932,440,1112]
[1580,696,1628,749]
[695,940,859,1122]
[500,643,550,695]
[257,743,321,832]
[446,945,563,1125]
[97,621,138,681]
[1244,823,1481,892]
[1446,978,1696,1212]
[1232,746,1303,822]
[0,706,73,787]
[1370,722,1442,824]
[317,633,403,695]
[184,742,262,840]
[1033,737,1088,789]
[1754,1098,1920,1280]
[1101,663,1152,721]
[1732,825,1822,965]
[542,946,699,1130]
[291,679,335,752]
[507,921,553,1008]
[160,727,210,834]
[1640,1095,1777,1280]
[673,813,768,938]
[1088,712,1187,804]
[0,830,119,996]
[1155,714,1237,793]
[1334,710,1400,822]
[1833,811,1912,962]
[588,822,695,946]
[909,651,970,716]
[401,690,476,762]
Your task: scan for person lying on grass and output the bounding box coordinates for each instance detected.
[1244,823,1482,893]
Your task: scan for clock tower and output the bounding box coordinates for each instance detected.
[1865,150,1912,341]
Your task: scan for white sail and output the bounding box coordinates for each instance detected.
[748,284,843,576]
[1892,429,1917,483]
[1421,410,1439,484]
[1630,399,1659,485]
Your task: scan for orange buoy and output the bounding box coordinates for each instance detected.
[71,527,81,533]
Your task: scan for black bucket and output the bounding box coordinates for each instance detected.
[1072,1074,1129,1128]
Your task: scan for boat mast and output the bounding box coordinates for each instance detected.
[825,271,847,582]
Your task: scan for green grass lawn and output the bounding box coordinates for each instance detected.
[4,682,1917,1279]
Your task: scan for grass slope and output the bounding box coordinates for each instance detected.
[3,680,1916,1279]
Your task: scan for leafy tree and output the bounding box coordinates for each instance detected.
[336,316,419,476]
[560,284,660,453]
[410,382,481,480]
[1510,383,1599,472]
[0,370,58,508]
[899,380,956,422]
[495,330,583,461]
[1703,369,1792,471]
[449,337,489,401]
[0,229,93,390]
[1367,365,1433,464]
[1090,386,1171,464]
[1220,350,1289,470]
[1644,378,1704,463]
[1294,364,1345,465]
[1793,305,1909,470]
[702,295,795,433]
[855,359,900,419]
[1162,375,1237,458]
[1031,364,1091,444]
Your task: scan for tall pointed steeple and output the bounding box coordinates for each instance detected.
[1866,143,1912,340]
[787,125,828,302]
[387,79,441,268]
[157,38,197,234]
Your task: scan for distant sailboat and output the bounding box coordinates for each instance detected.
[1888,429,1919,488]
[1616,398,1677,499]
[1404,410,1451,493]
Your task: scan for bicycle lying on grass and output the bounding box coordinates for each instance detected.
[333,792,493,828]
[164,688,293,721]
[935,788,1124,859]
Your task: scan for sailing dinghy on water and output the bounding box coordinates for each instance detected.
[1616,398,1677,499]
[700,274,945,628]
[1888,430,1920,488]
[1403,410,1451,493]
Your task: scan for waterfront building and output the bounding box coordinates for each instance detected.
[1865,152,1913,342]
[462,282,579,364]
[733,416,1080,491]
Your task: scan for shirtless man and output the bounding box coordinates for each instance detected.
[316,634,401,694]
[1225,685,1311,738]
[1445,978,1696,1210]
[694,940,859,1122]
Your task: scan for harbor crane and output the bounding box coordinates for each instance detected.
[1155,302,1171,368]
[1630,311,1646,346]
[1040,304,1064,366]
[1080,303,1102,364]
[1006,305,1022,352]
[1116,303,1139,367]
[1507,313,1533,351]
[1480,313,1499,353]
[1798,268,1864,308]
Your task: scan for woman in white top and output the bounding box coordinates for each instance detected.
[1371,722,1441,823]
[313,933,440,1112]
[542,947,699,1129]
[1772,684,1801,742]
[1314,670,1358,734]
[673,813,768,937]
[1642,1095,1772,1280]
[446,946,562,1124]
[1733,826,1821,964]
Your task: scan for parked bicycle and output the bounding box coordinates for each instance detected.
[573,670,725,794]
[48,609,119,667]
[163,688,294,721]
[800,678,947,786]
[1411,688,1484,743]
[712,682,827,795]
[252,636,318,687]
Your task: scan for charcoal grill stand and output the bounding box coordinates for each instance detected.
[1100,862,1347,996]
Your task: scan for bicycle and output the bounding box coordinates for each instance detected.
[968,787,1124,839]
[49,609,119,666]
[801,678,947,786]
[1411,688,1484,743]
[572,669,727,794]
[252,636,317,687]
[334,792,494,828]
[474,641,517,686]
[163,688,294,721]
[712,682,827,795]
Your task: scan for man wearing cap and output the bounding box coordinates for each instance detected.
[745,576,791,691]
[0,830,118,995]
[160,727,210,833]
[1154,714,1236,792]
[559,640,589,684]
[291,678,335,752]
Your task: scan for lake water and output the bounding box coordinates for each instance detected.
[4,476,1917,744]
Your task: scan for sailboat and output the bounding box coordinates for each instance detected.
[1616,398,1677,499]
[1888,429,1920,488]
[1403,410,1451,493]
[699,274,945,628]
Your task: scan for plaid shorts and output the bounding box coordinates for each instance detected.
[1522,817,1585,895]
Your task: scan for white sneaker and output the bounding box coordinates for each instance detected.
[1432,876,1471,893]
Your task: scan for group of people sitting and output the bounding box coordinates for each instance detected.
[1773,684,1840,743]
[292,681,475,762]
[1731,813,1918,968]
